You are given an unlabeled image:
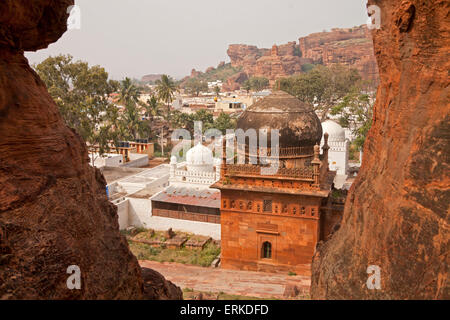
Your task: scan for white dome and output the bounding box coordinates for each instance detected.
[170,156,177,164]
[321,120,346,142]
[186,143,214,166]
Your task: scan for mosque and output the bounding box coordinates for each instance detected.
[150,143,222,232]
[141,91,349,273]
[213,91,343,273]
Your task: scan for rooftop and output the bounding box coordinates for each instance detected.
[151,185,220,208]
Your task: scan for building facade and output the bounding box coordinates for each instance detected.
[150,143,222,229]
[213,91,336,274]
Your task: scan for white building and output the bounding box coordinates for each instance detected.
[149,143,222,239]
[169,143,221,186]
[321,120,350,176]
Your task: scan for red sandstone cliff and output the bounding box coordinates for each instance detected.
[0,0,181,300]
[227,25,379,86]
[311,0,449,299]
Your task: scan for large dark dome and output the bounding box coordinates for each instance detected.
[237,91,322,149]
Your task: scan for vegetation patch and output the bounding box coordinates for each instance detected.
[127,230,220,267]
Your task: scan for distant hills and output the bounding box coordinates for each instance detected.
[183,25,379,90]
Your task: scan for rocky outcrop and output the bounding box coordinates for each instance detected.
[227,25,378,86]
[227,43,307,85]
[141,268,183,300]
[141,74,163,83]
[311,0,449,299]
[299,25,379,85]
[222,71,248,92]
[227,44,269,72]
[0,0,180,300]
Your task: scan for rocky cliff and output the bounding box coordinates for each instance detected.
[227,25,378,86]
[311,0,449,299]
[0,0,181,300]
[299,25,379,85]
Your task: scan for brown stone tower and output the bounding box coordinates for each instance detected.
[213,91,334,274]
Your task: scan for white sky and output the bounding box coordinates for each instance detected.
[25,0,370,80]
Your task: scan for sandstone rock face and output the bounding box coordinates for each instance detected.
[227,44,269,72]
[311,0,449,299]
[299,25,379,84]
[222,71,248,92]
[228,25,378,86]
[0,0,179,300]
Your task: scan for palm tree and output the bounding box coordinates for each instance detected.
[119,77,141,106]
[155,74,177,122]
[121,103,145,141]
[140,94,161,122]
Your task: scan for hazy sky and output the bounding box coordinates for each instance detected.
[26,0,370,80]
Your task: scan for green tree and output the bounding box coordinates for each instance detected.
[214,85,221,97]
[330,91,375,150]
[119,77,141,106]
[35,54,119,165]
[248,77,269,91]
[213,112,236,134]
[118,78,147,141]
[141,94,162,122]
[184,78,208,97]
[277,64,361,120]
[242,80,252,93]
[193,109,214,131]
[156,74,177,121]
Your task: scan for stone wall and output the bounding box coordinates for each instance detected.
[220,190,322,274]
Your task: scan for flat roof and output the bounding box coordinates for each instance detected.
[151,185,220,208]
[102,167,147,184]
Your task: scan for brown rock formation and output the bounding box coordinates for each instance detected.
[0,0,180,300]
[227,44,269,72]
[141,74,163,83]
[227,25,379,86]
[299,25,379,85]
[227,43,306,84]
[311,0,449,299]
[222,71,248,92]
[141,268,183,300]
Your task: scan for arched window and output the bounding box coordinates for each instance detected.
[262,241,272,259]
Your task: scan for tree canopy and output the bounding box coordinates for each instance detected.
[35,55,153,164]
[243,77,270,92]
[277,64,362,120]
[155,74,177,121]
[330,91,375,150]
[184,78,209,97]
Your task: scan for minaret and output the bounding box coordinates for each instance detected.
[221,136,227,180]
[312,143,321,188]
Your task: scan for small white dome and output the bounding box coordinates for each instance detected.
[321,120,346,142]
[186,143,213,166]
[170,156,177,164]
